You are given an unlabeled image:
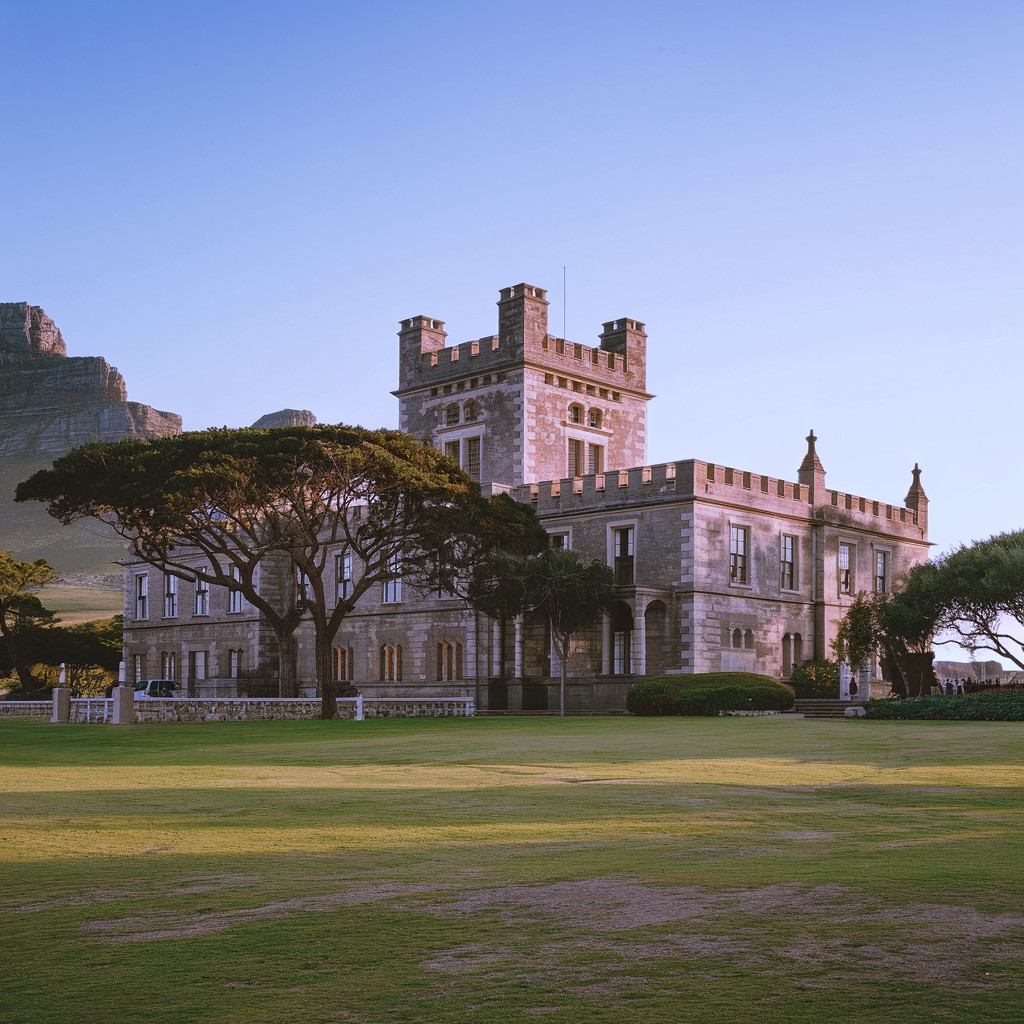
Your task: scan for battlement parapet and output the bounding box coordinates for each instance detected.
[516,458,925,539]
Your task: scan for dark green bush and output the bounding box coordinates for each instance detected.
[864,693,1024,721]
[788,659,840,699]
[627,673,795,716]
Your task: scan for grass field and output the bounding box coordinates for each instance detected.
[38,584,123,625]
[2,716,1023,1023]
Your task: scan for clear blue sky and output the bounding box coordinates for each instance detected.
[3,1,1022,556]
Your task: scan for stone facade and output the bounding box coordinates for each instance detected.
[122,283,931,711]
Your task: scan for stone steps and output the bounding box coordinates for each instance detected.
[794,699,868,719]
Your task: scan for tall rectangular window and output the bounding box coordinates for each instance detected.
[839,543,853,594]
[229,649,240,679]
[588,443,604,475]
[193,575,209,616]
[379,644,402,681]
[568,438,583,477]
[466,437,481,481]
[336,550,353,602]
[614,526,634,585]
[163,575,177,618]
[133,653,144,683]
[228,566,244,613]
[160,651,176,680]
[189,650,207,681]
[382,553,402,603]
[613,630,632,674]
[135,574,148,620]
[445,440,460,464]
[730,526,748,584]
[875,550,889,593]
[296,569,311,607]
[780,535,795,590]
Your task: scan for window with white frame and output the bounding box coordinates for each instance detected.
[193,575,209,616]
[465,437,481,481]
[613,526,634,585]
[588,443,604,475]
[296,568,311,607]
[588,408,602,429]
[379,643,402,681]
[568,404,583,424]
[436,640,463,681]
[160,651,176,680]
[334,645,355,682]
[568,438,583,477]
[229,649,241,678]
[163,574,177,618]
[444,439,460,464]
[382,553,402,603]
[549,532,569,550]
[875,550,889,593]
[839,543,853,595]
[135,574,148,620]
[336,550,353,602]
[730,525,748,584]
[780,535,796,590]
[228,566,244,613]
[133,653,144,682]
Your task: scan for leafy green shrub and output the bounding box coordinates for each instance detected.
[627,673,795,716]
[864,693,1024,721]
[788,659,840,698]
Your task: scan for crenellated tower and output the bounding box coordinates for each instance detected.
[394,283,653,489]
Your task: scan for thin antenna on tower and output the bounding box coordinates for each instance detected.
[563,266,566,341]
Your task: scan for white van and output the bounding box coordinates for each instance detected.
[134,679,177,699]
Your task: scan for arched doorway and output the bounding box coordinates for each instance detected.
[644,601,667,676]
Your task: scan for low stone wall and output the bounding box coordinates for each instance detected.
[0,700,52,718]
[134,697,475,722]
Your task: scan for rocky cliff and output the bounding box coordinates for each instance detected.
[0,303,182,577]
[250,409,317,429]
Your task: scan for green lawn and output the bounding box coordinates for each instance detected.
[2,716,1023,1023]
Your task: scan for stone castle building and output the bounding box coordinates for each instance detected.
[122,283,931,710]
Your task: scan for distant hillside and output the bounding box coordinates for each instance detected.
[0,302,181,581]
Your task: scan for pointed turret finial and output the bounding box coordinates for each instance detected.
[905,462,927,504]
[799,429,825,475]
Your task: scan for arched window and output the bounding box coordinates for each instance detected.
[436,640,464,681]
[463,400,478,422]
[744,629,754,650]
[568,404,583,424]
[334,645,355,682]
[379,644,402,681]
[732,628,742,649]
[445,404,460,426]
[588,408,602,429]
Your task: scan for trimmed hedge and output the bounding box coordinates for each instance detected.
[627,673,795,716]
[864,693,1024,721]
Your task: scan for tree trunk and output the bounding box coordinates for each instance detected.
[0,615,34,691]
[560,651,566,717]
[317,633,337,720]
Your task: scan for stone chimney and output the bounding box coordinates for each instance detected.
[797,429,826,504]
[904,463,928,535]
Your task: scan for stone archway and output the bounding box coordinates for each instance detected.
[644,601,668,677]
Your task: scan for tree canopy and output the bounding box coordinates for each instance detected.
[468,548,616,715]
[17,424,545,716]
[0,550,58,692]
